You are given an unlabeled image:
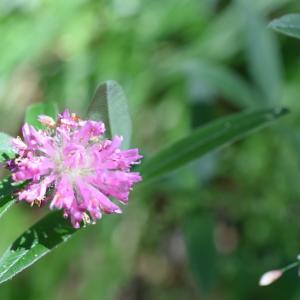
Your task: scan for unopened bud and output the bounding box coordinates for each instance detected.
[38,115,56,127]
[259,270,282,286]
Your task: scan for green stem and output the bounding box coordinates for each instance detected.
[281,261,300,273]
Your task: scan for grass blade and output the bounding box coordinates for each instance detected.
[140,107,289,180]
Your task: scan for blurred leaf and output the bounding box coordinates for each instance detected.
[269,14,300,39]
[140,107,289,180]
[184,214,217,293]
[240,1,282,105]
[0,211,77,285]
[196,3,242,61]
[25,102,59,130]
[87,81,132,149]
[0,133,15,163]
[181,60,261,108]
[82,200,148,299]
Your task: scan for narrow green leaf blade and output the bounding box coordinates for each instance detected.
[25,102,59,129]
[241,2,282,105]
[0,211,77,284]
[269,14,300,39]
[140,107,288,180]
[0,133,15,163]
[87,81,132,149]
[184,215,217,292]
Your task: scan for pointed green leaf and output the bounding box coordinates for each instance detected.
[25,102,59,129]
[241,2,282,105]
[140,107,289,181]
[0,211,77,284]
[87,81,132,149]
[269,14,300,39]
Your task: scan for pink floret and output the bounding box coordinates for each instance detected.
[8,109,142,228]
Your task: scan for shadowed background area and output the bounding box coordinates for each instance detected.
[1,0,300,299]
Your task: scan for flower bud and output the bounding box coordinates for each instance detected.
[259,270,282,286]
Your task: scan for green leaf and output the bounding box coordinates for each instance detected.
[25,102,59,129]
[0,211,77,285]
[0,178,27,219]
[140,107,289,181]
[0,135,25,219]
[184,214,217,293]
[180,60,261,108]
[0,177,21,219]
[269,14,300,40]
[240,2,282,105]
[87,81,132,149]
[0,133,15,163]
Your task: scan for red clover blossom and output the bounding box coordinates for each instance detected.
[8,110,142,228]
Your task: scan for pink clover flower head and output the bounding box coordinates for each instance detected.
[9,109,142,228]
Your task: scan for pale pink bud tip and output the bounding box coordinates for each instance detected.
[38,115,56,127]
[259,270,282,286]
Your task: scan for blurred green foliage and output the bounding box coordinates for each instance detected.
[269,14,300,40]
[1,0,300,299]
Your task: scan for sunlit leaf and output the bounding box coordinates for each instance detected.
[0,211,77,284]
[269,14,300,39]
[87,81,132,149]
[140,107,289,181]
